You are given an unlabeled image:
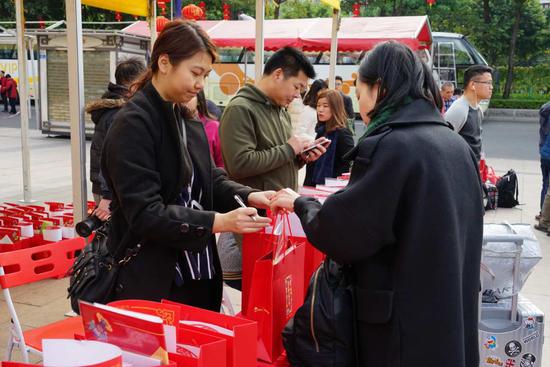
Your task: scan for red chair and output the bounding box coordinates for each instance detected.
[0,237,86,362]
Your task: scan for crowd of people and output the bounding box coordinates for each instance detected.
[86,19,488,366]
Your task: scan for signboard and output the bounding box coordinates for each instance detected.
[0,59,38,98]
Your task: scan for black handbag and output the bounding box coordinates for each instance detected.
[282,258,357,367]
[67,221,140,313]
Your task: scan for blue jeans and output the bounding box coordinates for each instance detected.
[540,158,550,209]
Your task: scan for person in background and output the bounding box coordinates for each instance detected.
[86,57,146,221]
[335,75,355,119]
[292,79,328,142]
[303,89,354,187]
[101,20,273,311]
[534,100,550,232]
[444,65,493,162]
[206,99,222,120]
[270,41,483,367]
[335,75,356,134]
[453,87,463,98]
[187,90,224,168]
[441,81,456,112]
[220,46,324,192]
[3,74,18,114]
[0,70,8,112]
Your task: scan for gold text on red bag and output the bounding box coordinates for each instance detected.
[285,275,293,317]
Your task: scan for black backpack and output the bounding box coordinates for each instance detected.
[282,259,356,367]
[496,169,519,208]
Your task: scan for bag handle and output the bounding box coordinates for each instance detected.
[270,212,296,264]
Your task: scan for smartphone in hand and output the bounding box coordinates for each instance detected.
[302,137,331,154]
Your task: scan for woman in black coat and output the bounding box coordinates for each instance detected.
[101,20,272,312]
[271,42,484,366]
[303,89,354,187]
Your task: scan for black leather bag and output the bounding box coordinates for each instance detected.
[282,258,357,367]
[67,222,140,313]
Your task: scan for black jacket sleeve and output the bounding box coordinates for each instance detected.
[294,139,408,264]
[103,109,217,253]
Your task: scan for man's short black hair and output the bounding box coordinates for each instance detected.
[115,57,146,86]
[263,47,315,79]
[335,76,343,82]
[463,65,493,89]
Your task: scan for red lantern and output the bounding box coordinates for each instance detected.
[182,4,204,20]
[156,15,169,33]
[115,12,122,22]
[352,3,360,17]
[157,0,167,15]
[223,3,231,20]
[198,1,207,20]
[426,0,436,6]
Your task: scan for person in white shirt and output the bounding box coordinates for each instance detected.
[292,79,328,141]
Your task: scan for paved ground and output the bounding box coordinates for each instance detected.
[0,112,549,364]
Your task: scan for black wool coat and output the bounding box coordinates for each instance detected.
[101,81,254,308]
[294,99,484,367]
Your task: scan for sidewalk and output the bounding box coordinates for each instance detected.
[1,121,549,364]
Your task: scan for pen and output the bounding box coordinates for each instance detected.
[234,195,258,221]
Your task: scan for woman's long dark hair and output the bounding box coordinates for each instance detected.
[303,79,328,108]
[131,20,217,94]
[357,41,442,119]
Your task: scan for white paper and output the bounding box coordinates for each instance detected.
[62,226,76,239]
[176,343,201,359]
[17,223,34,238]
[42,339,121,366]
[92,302,163,324]
[121,350,162,367]
[0,235,14,244]
[163,324,177,353]
[43,227,62,242]
[180,320,234,336]
[323,178,347,187]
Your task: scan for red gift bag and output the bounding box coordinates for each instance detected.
[242,214,307,310]
[244,220,305,363]
[163,300,258,367]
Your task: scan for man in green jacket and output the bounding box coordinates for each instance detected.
[220,47,323,191]
[219,47,325,290]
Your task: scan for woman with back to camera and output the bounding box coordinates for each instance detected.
[270,41,484,366]
[101,20,272,311]
[303,89,354,187]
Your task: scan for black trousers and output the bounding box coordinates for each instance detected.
[1,93,7,111]
[9,97,16,113]
[167,278,221,312]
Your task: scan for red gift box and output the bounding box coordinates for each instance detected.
[163,300,258,367]
[44,201,65,211]
[0,227,21,243]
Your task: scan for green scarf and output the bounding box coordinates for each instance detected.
[358,97,413,143]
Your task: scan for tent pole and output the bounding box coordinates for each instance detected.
[328,8,339,90]
[65,0,88,223]
[254,0,265,83]
[15,0,33,203]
